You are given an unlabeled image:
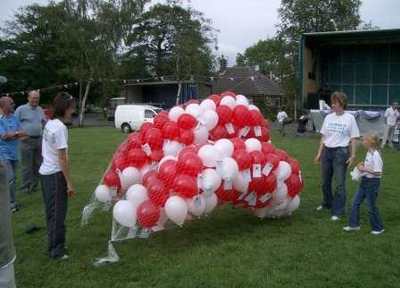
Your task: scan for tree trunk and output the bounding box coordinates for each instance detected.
[79,80,91,127]
[176,82,182,105]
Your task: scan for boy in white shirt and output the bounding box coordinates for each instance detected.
[381,102,399,148]
[276,107,289,136]
[344,133,384,235]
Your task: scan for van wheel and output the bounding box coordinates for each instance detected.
[121,123,132,133]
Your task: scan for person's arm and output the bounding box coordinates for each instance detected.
[58,148,75,197]
[347,138,357,167]
[314,137,324,164]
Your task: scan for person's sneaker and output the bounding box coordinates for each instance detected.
[331,215,340,221]
[371,229,385,235]
[316,205,323,211]
[343,226,360,232]
[57,254,69,261]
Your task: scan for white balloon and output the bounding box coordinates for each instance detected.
[165,196,188,226]
[200,99,216,112]
[159,155,177,167]
[126,184,148,207]
[168,106,185,122]
[201,168,222,196]
[198,144,218,167]
[287,195,301,213]
[204,193,218,214]
[220,96,236,109]
[274,161,292,181]
[186,194,207,217]
[253,206,272,218]
[194,125,209,145]
[163,140,183,157]
[199,110,219,131]
[220,157,239,181]
[113,200,136,228]
[185,103,202,118]
[273,183,288,204]
[120,167,141,190]
[235,94,249,106]
[245,138,262,152]
[95,184,112,203]
[233,172,249,193]
[214,139,234,158]
[248,104,260,111]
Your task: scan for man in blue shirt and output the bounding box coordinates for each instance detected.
[15,90,46,194]
[0,96,26,212]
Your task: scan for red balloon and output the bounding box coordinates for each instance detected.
[233,149,252,170]
[232,105,251,128]
[210,125,229,141]
[215,185,233,202]
[249,110,264,126]
[103,170,121,188]
[162,121,180,140]
[149,150,163,162]
[179,129,194,145]
[249,177,265,196]
[139,122,154,143]
[127,148,147,168]
[144,128,163,150]
[262,142,275,155]
[178,145,198,158]
[264,173,277,193]
[216,105,232,125]
[127,133,142,150]
[250,150,267,166]
[209,94,221,105]
[112,156,129,171]
[275,149,289,161]
[143,170,159,187]
[153,114,169,130]
[176,152,203,177]
[173,174,198,198]
[137,200,161,228]
[148,179,169,207]
[266,153,280,169]
[257,127,270,142]
[158,160,177,188]
[177,114,197,130]
[286,173,302,197]
[231,190,242,205]
[287,158,301,175]
[230,138,246,152]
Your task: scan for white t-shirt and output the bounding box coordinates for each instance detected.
[39,119,68,175]
[384,107,399,126]
[362,150,383,178]
[320,112,360,148]
[277,111,288,123]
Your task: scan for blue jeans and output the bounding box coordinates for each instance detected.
[349,177,384,231]
[0,160,18,209]
[321,146,348,216]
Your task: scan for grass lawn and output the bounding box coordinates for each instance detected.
[12,127,400,288]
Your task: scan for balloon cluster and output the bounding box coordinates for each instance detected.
[94,92,303,231]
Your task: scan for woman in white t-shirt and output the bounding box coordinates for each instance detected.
[344,133,384,234]
[39,92,75,260]
[314,92,360,221]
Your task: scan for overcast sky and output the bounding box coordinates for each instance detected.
[1,0,400,64]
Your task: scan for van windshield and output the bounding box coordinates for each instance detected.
[144,109,157,118]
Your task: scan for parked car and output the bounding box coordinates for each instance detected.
[114,104,162,133]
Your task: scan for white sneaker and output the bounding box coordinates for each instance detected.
[316,205,323,211]
[371,229,384,235]
[343,226,360,232]
[331,216,340,221]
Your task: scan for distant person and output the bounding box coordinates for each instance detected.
[277,107,289,136]
[0,161,16,288]
[296,110,309,136]
[344,133,384,235]
[381,102,399,149]
[15,90,46,194]
[0,96,27,212]
[39,92,76,260]
[314,92,360,221]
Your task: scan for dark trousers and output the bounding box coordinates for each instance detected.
[321,146,349,216]
[41,172,68,258]
[20,137,42,193]
[349,177,384,231]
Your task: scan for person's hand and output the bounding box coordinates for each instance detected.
[314,153,321,164]
[67,183,76,198]
[346,155,356,167]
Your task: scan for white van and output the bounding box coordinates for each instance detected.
[114,105,162,133]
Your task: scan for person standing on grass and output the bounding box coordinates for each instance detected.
[381,102,399,149]
[0,162,16,288]
[15,90,46,194]
[0,96,27,212]
[39,92,76,260]
[344,133,384,235]
[314,92,360,221]
[277,107,289,136]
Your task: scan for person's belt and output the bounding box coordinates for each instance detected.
[28,136,41,139]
